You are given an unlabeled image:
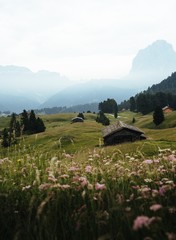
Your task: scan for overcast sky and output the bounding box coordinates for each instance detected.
[0,0,176,81]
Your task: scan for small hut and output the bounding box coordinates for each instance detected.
[162,106,173,114]
[102,121,146,145]
[71,117,84,123]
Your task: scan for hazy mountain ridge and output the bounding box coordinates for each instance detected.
[40,81,137,108]
[130,40,176,75]
[122,40,176,90]
[35,103,99,115]
[41,40,176,109]
[1,39,176,113]
[0,66,70,112]
[147,71,176,94]
[0,65,70,94]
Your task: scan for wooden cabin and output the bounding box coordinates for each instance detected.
[71,117,84,123]
[162,106,173,114]
[102,121,146,146]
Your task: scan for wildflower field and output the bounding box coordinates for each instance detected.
[0,112,176,239]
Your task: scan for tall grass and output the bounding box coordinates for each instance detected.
[1,112,176,239]
[0,140,176,239]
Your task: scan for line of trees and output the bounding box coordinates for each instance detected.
[96,98,118,126]
[99,98,118,118]
[119,92,176,115]
[1,110,46,147]
[21,110,46,134]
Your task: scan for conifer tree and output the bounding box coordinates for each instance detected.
[96,111,110,126]
[36,117,46,133]
[130,97,136,112]
[29,110,37,133]
[9,113,16,142]
[21,110,29,133]
[15,121,21,137]
[77,112,85,119]
[1,128,10,147]
[153,106,165,126]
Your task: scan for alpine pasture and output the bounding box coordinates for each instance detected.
[0,111,176,240]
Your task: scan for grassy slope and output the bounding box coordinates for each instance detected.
[1,111,176,239]
[0,111,176,156]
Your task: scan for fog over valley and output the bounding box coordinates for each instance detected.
[0,40,176,112]
[0,0,176,112]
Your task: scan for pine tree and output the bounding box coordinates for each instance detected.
[113,102,118,118]
[132,117,136,123]
[21,110,29,133]
[36,117,46,133]
[9,113,17,142]
[96,111,110,126]
[130,97,136,112]
[9,113,17,132]
[29,110,37,133]
[1,128,10,147]
[15,121,21,137]
[77,113,85,119]
[153,106,165,126]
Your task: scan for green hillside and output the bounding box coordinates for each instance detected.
[1,110,176,156]
[1,111,176,239]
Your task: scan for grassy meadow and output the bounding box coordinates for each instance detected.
[0,111,176,239]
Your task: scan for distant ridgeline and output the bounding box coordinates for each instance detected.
[147,72,176,94]
[119,72,176,114]
[35,103,99,115]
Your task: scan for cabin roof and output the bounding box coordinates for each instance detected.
[102,121,144,138]
[162,106,173,111]
[71,117,84,121]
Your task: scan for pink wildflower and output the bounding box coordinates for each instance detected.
[60,184,70,189]
[69,166,79,172]
[140,187,151,198]
[150,204,162,211]
[95,182,106,190]
[153,159,160,163]
[48,175,57,182]
[159,186,166,196]
[59,174,69,178]
[85,165,92,173]
[131,185,140,190]
[133,215,150,231]
[79,177,88,187]
[72,175,80,182]
[63,153,73,159]
[152,189,159,197]
[159,184,171,196]
[93,153,100,158]
[167,154,176,161]
[39,183,52,190]
[143,159,153,164]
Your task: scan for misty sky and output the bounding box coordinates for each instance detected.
[0,0,176,81]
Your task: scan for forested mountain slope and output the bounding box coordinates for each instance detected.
[147,72,176,94]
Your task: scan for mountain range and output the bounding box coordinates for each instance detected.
[0,66,70,112]
[126,40,176,89]
[0,39,176,113]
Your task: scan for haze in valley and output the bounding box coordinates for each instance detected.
[0,0,176,112]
